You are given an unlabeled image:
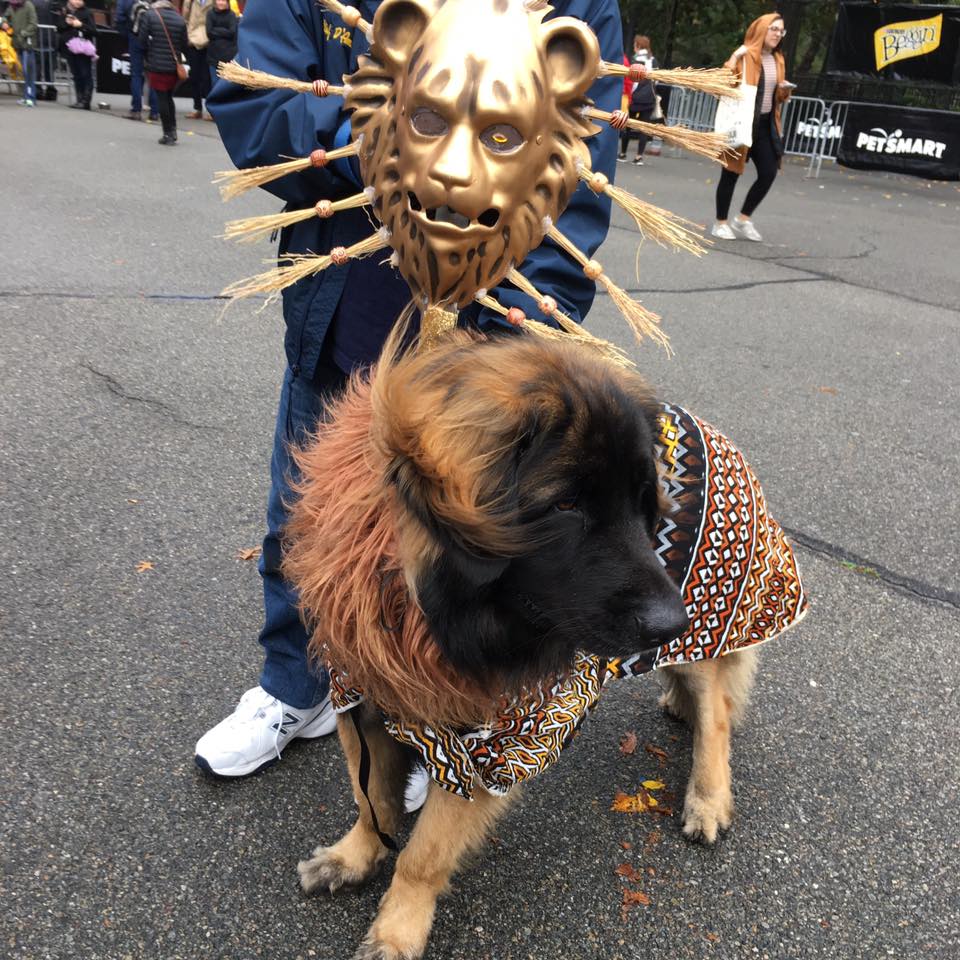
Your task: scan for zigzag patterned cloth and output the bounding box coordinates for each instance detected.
[329,403,808,800]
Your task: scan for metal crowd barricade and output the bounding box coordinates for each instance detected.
[36,24,77,103]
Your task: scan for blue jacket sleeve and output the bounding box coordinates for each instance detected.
[206,0,366,207]
[472,0,622,331]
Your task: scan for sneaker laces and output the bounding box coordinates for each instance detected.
[229,687,285,760]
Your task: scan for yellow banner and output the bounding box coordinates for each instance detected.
[874,14,942,71]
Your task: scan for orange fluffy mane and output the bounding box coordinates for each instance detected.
[283,373,505,728]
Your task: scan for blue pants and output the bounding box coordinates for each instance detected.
[258,361,347,709]
[127,32,158,116]
[19,48,36,102]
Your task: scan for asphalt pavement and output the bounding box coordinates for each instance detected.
[1,93,959,960]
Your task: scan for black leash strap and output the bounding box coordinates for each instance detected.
[349,708,399,852]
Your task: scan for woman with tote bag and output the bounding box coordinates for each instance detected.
[711,13,794,242]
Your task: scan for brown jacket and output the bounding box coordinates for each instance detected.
[723,13,792,174]
[181,0,208,48]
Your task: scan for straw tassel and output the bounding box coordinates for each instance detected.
[478,290,633,368]
[223,190,374,243]
[216,61,347,98]
[545,224,670,355]
[583,106,727,162]
[576,167,706,256]
[213,140,363,201]
[599,61,740,100]
[221,231,389,302]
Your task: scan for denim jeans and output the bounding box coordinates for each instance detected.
[258,361,348,709]
[19,47,36,102]
[127,32,158,116]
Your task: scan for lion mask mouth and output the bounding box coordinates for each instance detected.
[408,192,500,230]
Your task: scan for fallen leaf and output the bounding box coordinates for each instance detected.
[614,863,641,881]
[623,889,651,907]
[619,840,633,850]
[705,932,719,942]
[236,547,262,562]
[619,731,638,756]
[612,791,647,814]
[647,866,656,876]
[645,830,662,845]
[644,743,669,764]
[818,386,838,395]
[135,561,155,572]
[642,780,665,791]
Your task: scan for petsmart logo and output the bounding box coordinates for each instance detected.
[795,117,841,141]
[855,127,946,159]
[874,14,942,71]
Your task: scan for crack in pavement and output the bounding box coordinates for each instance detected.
[784,526,960,612]
[600,276,825,297]
[80,362,214,431]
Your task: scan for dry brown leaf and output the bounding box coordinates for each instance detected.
[705,932,719,942]
[818,386,839,395]
[644,743,669,764]
[619,731,638,756]
[619,840,633,851]
[614,863,641,882]
[236,547,262,562]
[623,889,651,907]
[135,561,155,573]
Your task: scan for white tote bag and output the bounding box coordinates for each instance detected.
[714,75,757,150]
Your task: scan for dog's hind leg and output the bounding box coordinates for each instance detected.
[298,704,412,895]
[353,783,511,960]
[661,648,758,843]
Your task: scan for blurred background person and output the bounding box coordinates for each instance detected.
[181,0,211,120]
[57,0,95,109]
[4,0,38,107]
[139,0,186,145]
[204,0,236,89]
[617,33,661,165]
[115,0,160,120]
[711,13,793,242]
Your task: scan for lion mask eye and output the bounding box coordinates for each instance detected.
[411,107,448,137]
[480,123,524,155]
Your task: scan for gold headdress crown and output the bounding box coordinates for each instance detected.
[218,0,740,357]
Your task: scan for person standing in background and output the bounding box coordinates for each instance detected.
[711,13,793,242]
[181,0,211,120]
[4,0,38,107]
[115,0,160,121]
[139,0,186,145]
[57,0,95,109]
[204,0,236,89]
[617,34,660,165]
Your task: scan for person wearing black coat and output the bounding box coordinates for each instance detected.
[57,0,96,108]
[204,0,236,89]
[139,0,187,145]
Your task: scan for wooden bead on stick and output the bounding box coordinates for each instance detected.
[312,79,330,97]
[310,149,328,168]
[583,260,604,280]
[629,63,647,83]
[315,199,334,218]
[506,307,526,327]
[588,172,609,194]
[330,247,350,266]
[538,296,557,316]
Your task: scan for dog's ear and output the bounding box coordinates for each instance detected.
[388,454,512,587]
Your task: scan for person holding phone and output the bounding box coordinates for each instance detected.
[711,12,793,243]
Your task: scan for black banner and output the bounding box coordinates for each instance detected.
[828,3,960,83]
[95,28,197,99]
[837,102,960,180]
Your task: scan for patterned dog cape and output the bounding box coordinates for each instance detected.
[329,403,808,800]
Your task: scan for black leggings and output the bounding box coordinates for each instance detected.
[156,89,177,136]
[715,114,780,220]
[619,106,658,157]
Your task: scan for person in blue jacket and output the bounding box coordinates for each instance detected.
[195,0,623,781]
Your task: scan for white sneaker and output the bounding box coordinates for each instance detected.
[710,221,737,240]
[404,764,430,813]
[195,685,338,777]
[732,217,763,242]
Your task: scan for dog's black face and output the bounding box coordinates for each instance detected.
[407,344,689,685]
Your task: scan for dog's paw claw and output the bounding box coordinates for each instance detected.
[298,848,371,895]
[681,790,733,845]
[352,939,406,960]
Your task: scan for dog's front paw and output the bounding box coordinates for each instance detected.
[297,845,379,895]
[681,786,734,844]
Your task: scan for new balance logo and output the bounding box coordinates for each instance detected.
[272,713,300,736]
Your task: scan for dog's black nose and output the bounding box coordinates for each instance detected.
[635,593,689,644]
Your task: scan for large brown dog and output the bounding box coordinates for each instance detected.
[284,332,804,960]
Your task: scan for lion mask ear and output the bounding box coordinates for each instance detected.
[541,16,600,102]
[371,0,434,71]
